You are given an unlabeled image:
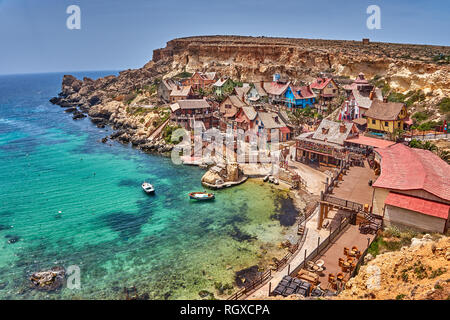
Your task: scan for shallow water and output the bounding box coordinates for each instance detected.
[0,72,295,299]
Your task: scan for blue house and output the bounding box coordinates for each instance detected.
[284,85,316,108]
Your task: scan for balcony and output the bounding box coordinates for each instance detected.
[296,140,346,159]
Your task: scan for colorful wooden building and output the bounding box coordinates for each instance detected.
[372,143,450,233]
[169,85,193,103]
[170,99,214,130]
[310,78,339,102]
[183,72,217,90]
[365,101,409,134]
[295,120,358,167]
[284,85,316,108]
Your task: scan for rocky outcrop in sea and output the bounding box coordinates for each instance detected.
[50,73,175,154]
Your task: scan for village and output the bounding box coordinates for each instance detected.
[153,68,450,300]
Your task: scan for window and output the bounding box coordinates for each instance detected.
[372,120,376,124]
[385,122,389,127]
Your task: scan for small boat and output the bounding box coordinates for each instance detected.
[189,192,215,201]
[263,175,270,182]
[142,182,155,194]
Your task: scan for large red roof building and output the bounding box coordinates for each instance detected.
[372,143,450,233]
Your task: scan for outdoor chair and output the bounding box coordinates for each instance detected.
[343,247,349,256]
[328,273,334,280]
[338,258,344,267]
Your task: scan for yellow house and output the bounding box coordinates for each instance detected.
[365,100,407,134]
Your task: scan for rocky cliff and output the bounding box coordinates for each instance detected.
[152,36,450,96]
[50,35,450,147]
[338,235,449,300]
[53,35,450,112]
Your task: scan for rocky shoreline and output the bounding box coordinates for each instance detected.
[50,75,175,155]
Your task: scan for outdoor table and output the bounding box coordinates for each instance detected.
[316,259,325,268]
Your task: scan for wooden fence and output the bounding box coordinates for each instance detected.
[227,269,272,300]
[323,194,364,212]
[273,228,309,271]
[227,206,313,300]
[289,216,350,278]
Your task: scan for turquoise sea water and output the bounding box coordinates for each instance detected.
[0,72,294,300]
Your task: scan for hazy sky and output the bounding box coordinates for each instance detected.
[0,0,449,75]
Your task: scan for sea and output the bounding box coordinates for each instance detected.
[0,71,296,299]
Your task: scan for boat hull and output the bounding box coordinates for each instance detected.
[189,192,215,201]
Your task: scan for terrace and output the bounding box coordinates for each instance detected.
[328,161,377,206]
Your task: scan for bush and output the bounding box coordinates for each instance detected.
[162,124,182,144]
[439,98,450,113]
[405,90,425,107]
[383,226,401,238]
[412,111,430,123]
[387,92,406,103]
[174,71,192,79]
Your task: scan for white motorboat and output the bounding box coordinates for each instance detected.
[141,182,155,194]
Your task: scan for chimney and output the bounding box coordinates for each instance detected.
[339,124,346,133]
[260,80,264,88]
[369,88,375,101]
[177,85,180,90]
[242,94,245,102]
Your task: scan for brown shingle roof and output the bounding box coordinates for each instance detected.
[364,100,405,121]
[312,119,356,146]
[170,85,192,97]
[263,81,290,96]
[228,95,248,108]
[234,86,251,100]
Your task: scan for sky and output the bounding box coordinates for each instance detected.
[0,0,449,75]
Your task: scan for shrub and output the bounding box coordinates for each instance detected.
[405,90,425,107]
[174,71,192,79]
[412,111,430,123]
[387,92,406,103]
[439,98,450,113]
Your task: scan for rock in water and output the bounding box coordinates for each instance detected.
[30,266,65,291]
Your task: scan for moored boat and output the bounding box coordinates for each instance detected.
[142,182,155,194]
[189,192,215,201]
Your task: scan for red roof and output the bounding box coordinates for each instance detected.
[291,86,315,99]
[263,81,290,96]
[280,127,291,134]
[374,144,450,201]
[385,192,450,219]
[310,78,333,90]
[345,136,396,149]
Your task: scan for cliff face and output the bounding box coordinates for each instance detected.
[337,235,449,300]
[151,36,450,96]
[52,35,450,114]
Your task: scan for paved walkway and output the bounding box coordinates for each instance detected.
[331,161,376,206]
[246,206,332,299]
[287,159,328,196]
[312,224,375,290]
